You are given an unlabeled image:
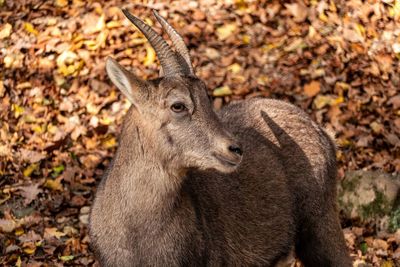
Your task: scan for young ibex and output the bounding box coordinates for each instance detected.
[89,9,351,267]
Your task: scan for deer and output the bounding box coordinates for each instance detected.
[89,8,352,267]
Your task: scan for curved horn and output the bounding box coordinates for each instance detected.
[122,9,185,76]
[152,10,194,75]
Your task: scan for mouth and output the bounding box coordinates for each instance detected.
[213,153,241,167]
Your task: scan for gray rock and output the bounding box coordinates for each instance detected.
[338,170,400,231]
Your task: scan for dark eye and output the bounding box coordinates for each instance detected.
[170,102,187,113]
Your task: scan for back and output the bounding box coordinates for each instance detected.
[218,98,337,218]
[216,98,350,266]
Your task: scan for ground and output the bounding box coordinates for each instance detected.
[0,0,399,266]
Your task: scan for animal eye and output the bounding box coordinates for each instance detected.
[170,102,187,113]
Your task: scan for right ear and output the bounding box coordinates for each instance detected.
[105,57,145,106]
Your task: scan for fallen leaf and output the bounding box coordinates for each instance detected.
[373,239,389,250]
[19,149,46,163]
[213,86,232,97]
[285,2,308,22]
[284,38,305,52]
[23,246,36,255]
[242,34,251,44]
[15,256,21,267]
[102,136,117,149]
[56,50,83,76]
[0,191,11,205]
[44,227,66,239]
[54,0,68,7]
[313,95,343,109]
[384,133,400,147]
[370,121,383,134]
[217,23,236,40]
[0,23,12,39]
[59,255,74,261]
[392,43,400,54]
[143,45,156,66]
[0,218,18,233]
[83,13,105,34]
[227,63,241,74]
[44,177,63,191]
[24,22,39,36]
[18,230,42,243]
[343,27,364,43]
[18,183,42,205]
[12,104,24,118]
[0,80,4,97]
[388,95,400,109]
[23,163,39,177]
[304,81,321,97]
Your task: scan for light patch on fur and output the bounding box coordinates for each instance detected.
[324,126,338,148]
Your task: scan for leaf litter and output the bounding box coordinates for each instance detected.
[0,0,399,266]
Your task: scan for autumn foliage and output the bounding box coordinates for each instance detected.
[0,0,399,266]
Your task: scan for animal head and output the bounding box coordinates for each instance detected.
[106,9,242,173]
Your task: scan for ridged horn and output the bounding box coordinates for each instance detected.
[122,9,185,76]
[152,10,194,75]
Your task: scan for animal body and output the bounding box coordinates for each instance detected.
[89,9,352,267]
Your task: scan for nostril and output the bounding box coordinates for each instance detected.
[228,145,243,156]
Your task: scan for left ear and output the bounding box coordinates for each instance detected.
[105,57,146,107]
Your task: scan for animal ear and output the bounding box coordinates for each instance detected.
[105,57,145,105]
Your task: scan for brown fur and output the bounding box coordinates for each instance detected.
[89,68,351,266]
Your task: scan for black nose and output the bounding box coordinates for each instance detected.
[228,144,243,156]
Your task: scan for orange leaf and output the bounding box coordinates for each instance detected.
[304,81,321,98]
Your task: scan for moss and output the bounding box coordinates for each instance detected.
[389,208,400,232]
[360,189,391,220]
[340,173,361,192]
[337,173,361,216]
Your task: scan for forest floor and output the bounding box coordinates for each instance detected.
[0,0,399,266]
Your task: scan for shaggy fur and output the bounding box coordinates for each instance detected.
[89,70,351,266]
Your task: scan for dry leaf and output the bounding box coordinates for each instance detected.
[0,23,12,39]
[18,183,42,205]
[44,227,66,239]
[213,86,232,97]
[23,163,39,177]
[19,149,46,163]
[24,22,38,36]
[44,177,63,191]
[304,81,321,98]
[143,45,156,66]
[313,95,343,109]
[285,3,308,22]
[388,95,400,109]
[217,23,236,40]
[227,63,241,74]
[18,230,42,243]
[0,218,18,233]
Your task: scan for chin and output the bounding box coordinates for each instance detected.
[212,164,238,174]
[186,156,240,174]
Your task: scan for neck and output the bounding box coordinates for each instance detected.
[108,109,184,214]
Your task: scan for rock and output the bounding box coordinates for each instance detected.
[338,170,400,231]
